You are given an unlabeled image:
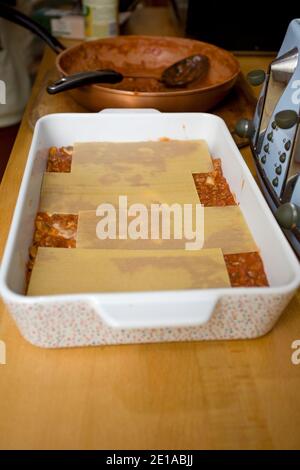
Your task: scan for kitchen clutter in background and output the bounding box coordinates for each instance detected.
[31,0,119,40]
[0,0,35,181]
[29,1,187,40]
[30,1,142,40]
[83,0,119,40]
[31,0,85,40]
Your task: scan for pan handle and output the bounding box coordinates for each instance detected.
[0,4,65,54]
[47,70,124,94]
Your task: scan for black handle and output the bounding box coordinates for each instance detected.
[0,3,65,54]
[47,70,124,94]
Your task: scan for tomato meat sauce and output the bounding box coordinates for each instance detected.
[193,159,236,207]
[47,146,73,173]
[27,213,78,286]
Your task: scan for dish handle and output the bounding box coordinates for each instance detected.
[99,109,161,114]
[91,294,219,329]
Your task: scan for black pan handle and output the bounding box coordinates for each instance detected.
[47,70,124,94]
[0,3,65,54]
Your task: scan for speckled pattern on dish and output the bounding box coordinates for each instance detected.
[6,291,293,348]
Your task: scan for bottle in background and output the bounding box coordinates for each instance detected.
[82,0,119,39]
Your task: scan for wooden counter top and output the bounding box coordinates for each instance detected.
[0,45,299,450]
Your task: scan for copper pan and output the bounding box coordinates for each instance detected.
[1,5,240,112]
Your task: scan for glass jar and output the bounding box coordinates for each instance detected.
[82,0,119,39]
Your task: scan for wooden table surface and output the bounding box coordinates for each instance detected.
[0,45,299,450]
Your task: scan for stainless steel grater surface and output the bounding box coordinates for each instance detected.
[236,20,300,259]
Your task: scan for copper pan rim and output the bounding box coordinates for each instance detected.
[55,35,241,98]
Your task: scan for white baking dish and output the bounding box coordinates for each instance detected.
[0,110,299,348]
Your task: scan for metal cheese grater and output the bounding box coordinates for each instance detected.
[236,19,300,259]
